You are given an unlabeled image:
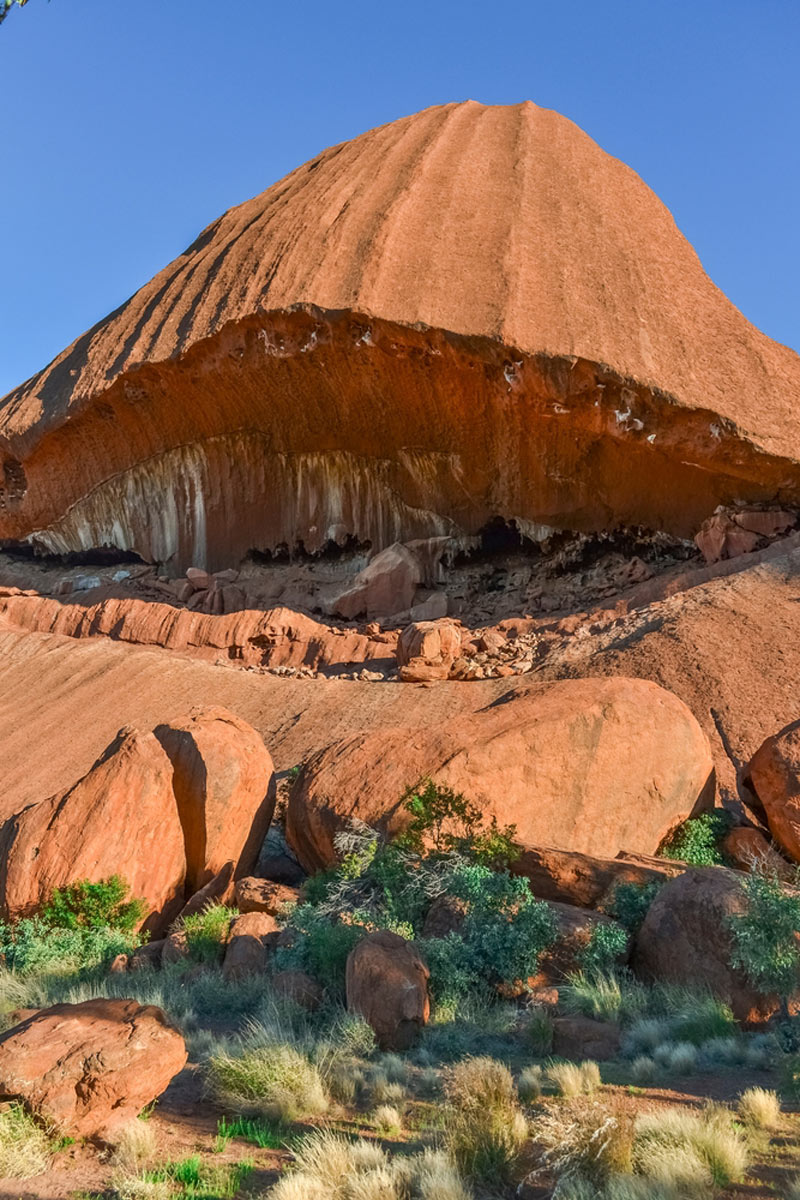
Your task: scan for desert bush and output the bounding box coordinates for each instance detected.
[0,916,138,975]
[605,881,663,933]
[546,1060,602,1097]
[700,1035,747,1069]
[537,1097,633,1186]
[664,1042,698,1074]
[630,1055,657,1084]
[379,1052,409,1085]
[727,870,800,1008]
[517,1064,543,1103]
[369,1070,406,1105]
[417,1066,441,1096]
[526,1004,554,1053]
[670,995,736,1046]
[207,1041,328,1122]
[737,1086,781,1129]
[180,904,237,965]
[0,1102,51,1179]
[397,778,520,869]
[633,1105,748,1188]
[578,922,629,976]
[660,811,732,866]
[43,875,145,931]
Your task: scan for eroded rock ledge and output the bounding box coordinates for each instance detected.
[3,309,800,573]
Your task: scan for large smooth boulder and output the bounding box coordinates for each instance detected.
[287,677,714,872]
[0,727,186,932]
[233,877,299,915]
[746,721,800,863]
[0,999,187,1139]
[396,619,462,682]
[346,931,430,1050]
[633,867,799,1025]
[154,706,275,892]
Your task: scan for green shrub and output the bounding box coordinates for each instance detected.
[181,904,237,965]
[561,971,648,1024]
[671,995,737,1045]
[727,871,800,1007]
[660,811,732,865]
[578,922,629,975]
[0,915,138,975]
[605,881,663,932]
[276,904,365,997]
[42,875,145,931]
[397,779,520,867]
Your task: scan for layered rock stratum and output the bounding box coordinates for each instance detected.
[2,100,800,571]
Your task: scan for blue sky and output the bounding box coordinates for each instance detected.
[1,0,798,397]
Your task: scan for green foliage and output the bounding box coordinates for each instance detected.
[214,1114,285,1151]
[140,1155,253,1198]
[605,881,663,932]
[43,875,146,932]
[276,903,364,998]
[0,915,138,975]
[578,921,629,975]
[398,778,520,868]
[660,811,732,866]
[181,905,237,965]
[420,864,556,1000]
[728,871,800,1001]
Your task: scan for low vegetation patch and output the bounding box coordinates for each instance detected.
[0,1102,51,1180]
[659,811,733,866]
[207,1040,328,1122]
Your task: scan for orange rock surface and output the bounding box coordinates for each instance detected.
[286,677,714,872]
[2,102,799,571]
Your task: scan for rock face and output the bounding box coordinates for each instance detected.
[234,877,299,915]
[511,845,681,908]
[287,677,714,872]
[0,727,186,931]
[633,867,797,1025]
[0,999,187,1139]
[345,930,430,1050]
[746,721,800,862]
[154,706,275,892]
[332,544,421,620]
[2,102,800,573]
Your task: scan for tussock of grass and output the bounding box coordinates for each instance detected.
[372,1103,403,1133]
[630,1055,657,1084]
[207,1041,328,1122]
[737,1086,781,1129]
[416,1066,441,1096]
[270,1130,470,1200]
[546,1059,602,1097]
[0,1103,51,1180]
[517,1064,543,1103]
[537,1097,633,1185]
[443,1056,526,1185]
[110,1119,159,1174]
[379,1053,409,1085]
[561,972,647,1024]
[527,1005,554,1054]
[633,1105,748,1188]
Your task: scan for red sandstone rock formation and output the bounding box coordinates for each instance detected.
[746,721,800,862]
[0,999,187,1139]
[286,677,714,872]
[154,706,275,892]
[2,101,800,572]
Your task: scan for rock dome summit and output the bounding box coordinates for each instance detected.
[2,99,800,573]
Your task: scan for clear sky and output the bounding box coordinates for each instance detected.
[1,0,798,398]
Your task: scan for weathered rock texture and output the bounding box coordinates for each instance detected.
[2,101,800,571]
[154,706,275,891]
[345,931,430,1050]
[746,721,800,862]
[633,867,799,1025]
[0,999,187,1139]
[287,677,714,872]
[0,727,186,931]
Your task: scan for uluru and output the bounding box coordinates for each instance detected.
[2,100,799,572]
[5,9,800,1192]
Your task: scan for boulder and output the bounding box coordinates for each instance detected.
[747,721,800,863]
[222,912,278,979]
[511,844,681,908]
[721,826,793,881]
[421,894,469,939]
[128,939,166,971]
[0,999,187,1139]
[233,877,299,915]
[162,930,189,965]
[695,508,796,564]
[287,677,714,873]
[552,1017,621,1062]
[154,706,275,892]
[345,930,430,1050]
[271,969,324,1011]
[633,867,799,1025]
[0,727,186,933]
[396,619,462,682]
[332,544,422,621]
